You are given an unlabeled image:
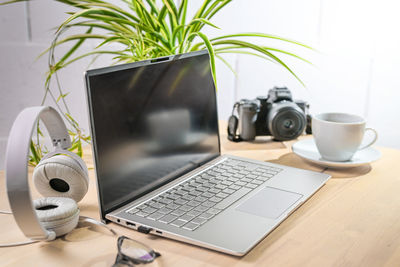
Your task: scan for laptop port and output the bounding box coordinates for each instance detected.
[126,222,136,227]
[155,230,162,235]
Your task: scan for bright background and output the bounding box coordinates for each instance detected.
[1,0,400,168]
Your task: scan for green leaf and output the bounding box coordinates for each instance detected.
[215,54,236,76]
[210,32,314,50]
[189,18,220,29]
[56,92,70,102]
[190,32,217,87]
[29,141,40,166]
[212,39,304,86]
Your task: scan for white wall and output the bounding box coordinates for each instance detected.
[1,0,400,169]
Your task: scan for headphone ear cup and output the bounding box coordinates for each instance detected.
[33,155,89,203]
[34,197,79,237]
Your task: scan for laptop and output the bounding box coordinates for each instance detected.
[84,50,330,256]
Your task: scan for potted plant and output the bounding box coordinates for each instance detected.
[1,0,312,165]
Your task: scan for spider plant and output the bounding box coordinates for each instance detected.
[1,0,312,165]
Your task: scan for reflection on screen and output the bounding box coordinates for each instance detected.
[86,52,220,216]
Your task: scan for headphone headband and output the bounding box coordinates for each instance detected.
[5,106,71,240]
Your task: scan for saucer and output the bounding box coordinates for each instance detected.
[292,139,381,168]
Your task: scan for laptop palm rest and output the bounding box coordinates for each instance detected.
[236,187,303,219]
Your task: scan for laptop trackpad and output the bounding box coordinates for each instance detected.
[236,187,303,219]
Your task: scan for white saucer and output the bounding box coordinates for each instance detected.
[292,139,381,168]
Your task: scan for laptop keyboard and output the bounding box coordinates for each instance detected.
[126,158,282,231]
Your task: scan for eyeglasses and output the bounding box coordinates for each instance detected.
[112,236,161,267]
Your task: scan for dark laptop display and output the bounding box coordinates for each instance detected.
[86,51,220,219]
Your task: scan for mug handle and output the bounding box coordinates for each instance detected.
[358,128,378,150]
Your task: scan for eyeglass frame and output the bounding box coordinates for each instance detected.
[113,235,161,267]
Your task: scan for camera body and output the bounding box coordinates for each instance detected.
[229,87,310,141]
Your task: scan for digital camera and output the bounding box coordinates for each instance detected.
[228,87,310,141]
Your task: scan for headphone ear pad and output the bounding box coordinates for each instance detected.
[34,197,79,237]
[33,155,89,203]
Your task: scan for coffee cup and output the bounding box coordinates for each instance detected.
[312,113,378,162]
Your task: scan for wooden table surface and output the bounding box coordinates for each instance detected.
[1,129,400,267]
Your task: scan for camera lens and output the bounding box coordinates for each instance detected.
[268,104,306,141]
[283,119,294,129]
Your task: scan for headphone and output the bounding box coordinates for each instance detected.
[5,106,89,241]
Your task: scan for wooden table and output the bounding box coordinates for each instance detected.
[1,131,400,267]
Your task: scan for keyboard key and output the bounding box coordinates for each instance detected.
[166,194,180,200]
[229,184,241,190]
[159,198,173,205]
[202,201,215,208]
[247,174,257,179]
[194,205,209,212]
[148,202,164,209]
[182,194,195,201]
[233,174,244,179]
[207,208,222,215]
[180,205,194,212]
[252,179,264,185]
[171,219,186,227]
[159,214,177,223]
[175,189,188,196]
[222,188,235,194]
[181,185,193,192]
[159,207,172,214]
[208,188,220,194]
[154,196,163,202]
[174,198,188,205]
[245,183,258,189]
[227,177,239,183]
[221,180,233,186]
[190,181,202,187]
[127,208,139,214]
[220,172,230,178]
[196,186,208,192]
[188,190,202,196]
[191,217,207,225]
[201,182,213,188]
[187,200,201,207]
[241,178,252,183]
[215,184,227,190]
[202,192,214,198]
[180,214,195,222]
[147,212,164,220]
[171,209,185,216]
[166,203,179,210]
[136,211,149,217]
[209,197,222,203]
[183,222,199,231]
[216,192,228,198]
[234,181,246,186]
[199,212,214,220]
[187,210,201,217]
[143,207,156,214]
[194,196,207,202]
[208,178,219,184]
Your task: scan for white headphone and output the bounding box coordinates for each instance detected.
[5,106,89,241]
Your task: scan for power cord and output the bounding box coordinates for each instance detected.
[0,214,116,247]
[0,210,12,214]
[0,240,38,247]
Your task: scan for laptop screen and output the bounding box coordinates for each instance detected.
[85,50,220,219]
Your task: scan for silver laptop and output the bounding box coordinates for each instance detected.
[84,50,330,256]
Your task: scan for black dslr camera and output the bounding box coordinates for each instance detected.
[228,87,311,142]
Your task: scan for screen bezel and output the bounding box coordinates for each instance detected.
[84,50,221,221]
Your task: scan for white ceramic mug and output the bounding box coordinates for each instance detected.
[312,113,378,162]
